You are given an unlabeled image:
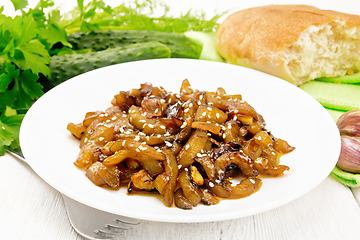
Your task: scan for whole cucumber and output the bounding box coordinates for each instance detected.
[48,41,171,89]
[68,30,202,59]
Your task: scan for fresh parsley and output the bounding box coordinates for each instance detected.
[0,0,224,156]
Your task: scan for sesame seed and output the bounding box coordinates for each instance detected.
[209,182,215,187]
[207,107,212,111]
[184,108,189,113]
[249,179,256,184]
[185,145,190,150]
[139,145,147,151]
[178,164,182,169]
[202,112,207,117]
[216,113,220,118]
[99,137,104,141]
[111,116,117,120]
[160,125,166,129]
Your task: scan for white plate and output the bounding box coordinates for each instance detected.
[20,59,340,223]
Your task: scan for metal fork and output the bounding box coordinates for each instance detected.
[7,149,140,240]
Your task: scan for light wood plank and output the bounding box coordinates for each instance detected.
[2,154,360,240]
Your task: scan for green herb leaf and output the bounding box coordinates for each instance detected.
[18,69,44,99]
[0,111,24,155]
[10,0,29,11]
[15,41,50,76]
[0,63,19,92]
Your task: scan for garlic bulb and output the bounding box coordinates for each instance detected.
[337,110,360,137]
[337,136,360,173]
[336,110,360,173]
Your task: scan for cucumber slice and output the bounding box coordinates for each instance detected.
[299,81,360,111]
[316,72,360,84]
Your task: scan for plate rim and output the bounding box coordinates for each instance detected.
[19,58,341,223]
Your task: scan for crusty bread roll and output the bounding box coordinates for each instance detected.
[217,5,360,86]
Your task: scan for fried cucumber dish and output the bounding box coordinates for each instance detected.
[67,79,295,209]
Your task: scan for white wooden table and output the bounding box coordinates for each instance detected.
[2,153,360,240]
[2,0,360,239]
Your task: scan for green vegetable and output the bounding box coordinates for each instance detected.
[0,0,70,154]
[184,31,224,62]
[67,30,202,59]
[316,72,360,84]
[48,41,171,89]
[0,107,24,155]
[62,0,224,34]
[326,108,346,122]
[299,81,360,111]
[0,0,225,155]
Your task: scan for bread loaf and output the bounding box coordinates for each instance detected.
[217,5,360,86]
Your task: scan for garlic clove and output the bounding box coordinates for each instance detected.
[336,110,360,137]
[337,135,360,173]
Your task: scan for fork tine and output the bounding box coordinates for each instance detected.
[114,218,140,225]
[62,194,140,240]
[94,229,123,239]
[105,223,132,231]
